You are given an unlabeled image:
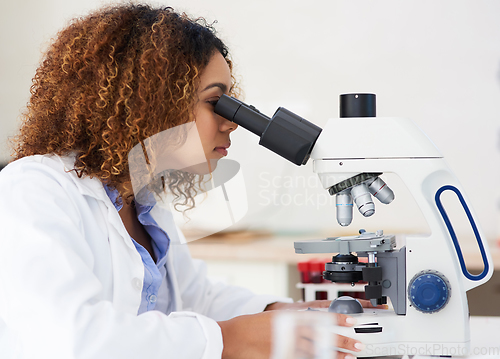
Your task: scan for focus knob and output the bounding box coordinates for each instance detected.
[408,270,451,313]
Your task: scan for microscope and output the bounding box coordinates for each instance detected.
[214,93,493,357]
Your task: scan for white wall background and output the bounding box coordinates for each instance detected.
[1,0,500,243]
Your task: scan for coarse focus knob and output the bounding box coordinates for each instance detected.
[408,270,451,313]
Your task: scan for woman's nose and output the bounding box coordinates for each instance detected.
[220,117,238,132]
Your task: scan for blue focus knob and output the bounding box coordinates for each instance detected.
[408,270,451,313]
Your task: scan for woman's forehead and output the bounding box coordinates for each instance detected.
[198,52,231,91]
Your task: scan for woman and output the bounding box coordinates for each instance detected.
[0,4,365,358]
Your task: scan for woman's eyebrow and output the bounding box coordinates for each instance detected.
[201,82,227,93]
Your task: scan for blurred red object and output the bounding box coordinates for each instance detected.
[297,261,311,283]
[297,258,330,283]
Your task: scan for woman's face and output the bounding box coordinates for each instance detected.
[194,51,237,171]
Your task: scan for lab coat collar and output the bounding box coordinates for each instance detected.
[55,154,137,251]
[57,154,110,200]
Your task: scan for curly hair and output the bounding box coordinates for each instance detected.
[11,3,237,207]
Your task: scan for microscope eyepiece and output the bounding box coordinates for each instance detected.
[214,95,270,137]
[214,94,322,166]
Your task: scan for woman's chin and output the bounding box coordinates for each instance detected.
[182,159,219,175]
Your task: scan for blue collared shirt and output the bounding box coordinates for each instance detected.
[104,185,172,314]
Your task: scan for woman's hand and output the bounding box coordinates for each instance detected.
[218,311,363,359]
[264,299,388,311]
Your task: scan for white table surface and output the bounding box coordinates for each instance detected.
[409,316,500,358]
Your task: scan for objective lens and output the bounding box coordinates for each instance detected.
[336,190,353,226]
[350,183,375,217]
[367,177,394,204]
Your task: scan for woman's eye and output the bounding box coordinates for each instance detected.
[206,98,219,107]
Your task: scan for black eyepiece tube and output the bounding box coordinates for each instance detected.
[214,95,270,137]
[214,94,322,166]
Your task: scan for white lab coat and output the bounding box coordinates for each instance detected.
[0,154,288,359]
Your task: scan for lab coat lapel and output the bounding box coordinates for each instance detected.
[91,195,145,314]
[102,201,144,314]
[57,155,144,314]
[150,205,184,311]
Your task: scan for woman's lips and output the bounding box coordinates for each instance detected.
[214,143,230,157]
[214,147,228,156]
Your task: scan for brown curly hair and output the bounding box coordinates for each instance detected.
[11,3,237,206]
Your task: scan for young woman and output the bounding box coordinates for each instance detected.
[0,4,366,358]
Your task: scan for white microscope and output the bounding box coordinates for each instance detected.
[214,93,493,357]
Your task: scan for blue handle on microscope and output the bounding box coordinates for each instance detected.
[435,185,489,281]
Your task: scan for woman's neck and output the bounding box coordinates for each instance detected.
[118,199,157,262]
